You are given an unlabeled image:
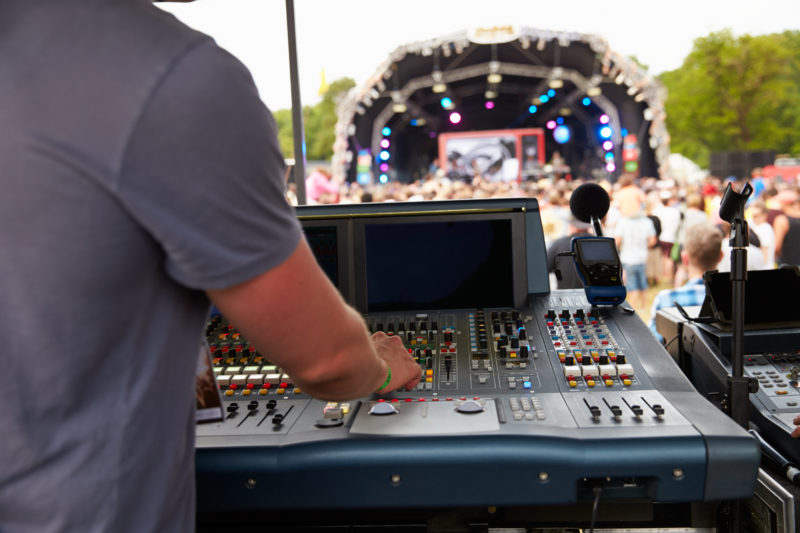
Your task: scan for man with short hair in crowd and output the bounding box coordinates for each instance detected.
[648,222,723,343]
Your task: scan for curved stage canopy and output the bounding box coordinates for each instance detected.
[333,26,669,184]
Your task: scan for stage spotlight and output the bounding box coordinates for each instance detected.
[380,139,390,149]
[528,105,538,114]
[605,152,615,162]
[440,97,454,109]
[621,128,628,137]
[606,162,616,172]
[485,101,495,110]
[392,102,407,113]
[586,86,602,97]
[382,126,392,136]
[539,95,550,104]
[546,120,557,130]
[599,126,612,139]
[547,89,556,98]
[379,150,390,161]
[548,79,564,89]
[433,82,447,93]
[582,97,591,106]
[599,114,610,124]
[602,140,613,151]
[380,163,389,172]
[556,117,564,124]
[379,173,389,184]
[487,72,502,84]
[485,89,498,99]
[553,125,571,144]
[449,112,462,124]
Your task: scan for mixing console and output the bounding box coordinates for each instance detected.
[197,291,759,512]
[195,199,759,520]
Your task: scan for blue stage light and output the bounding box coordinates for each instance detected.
[528,105,538,114]
[539,95,550,104]
[381,126,391,136]
[599,126,612,139]
[556,117,564,124]
[379,150,390,161]
[582,97,591,106]
[553,125,571,144]
[440,97,453,108]
[379,173,389,184]
[547,89,556,97]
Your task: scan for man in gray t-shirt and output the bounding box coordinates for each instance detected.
[0,1,421,531]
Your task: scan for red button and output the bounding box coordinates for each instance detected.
[229,384,238,390]
[246,383,254,389]
[280,382,288,388]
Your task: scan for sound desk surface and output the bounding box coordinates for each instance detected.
[196,290,759,513]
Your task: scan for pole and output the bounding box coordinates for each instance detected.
[285,0,307,205]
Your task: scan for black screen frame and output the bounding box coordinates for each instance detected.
[352,212,527,313]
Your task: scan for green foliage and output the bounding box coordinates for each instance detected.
[660,30,800,167]
[273,77,356,161]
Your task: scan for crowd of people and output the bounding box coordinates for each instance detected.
[300,164,800,327]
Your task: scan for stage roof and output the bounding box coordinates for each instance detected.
[332,26,669,183]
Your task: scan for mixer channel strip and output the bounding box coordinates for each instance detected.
[206,315,303,399]
[544,308,638,389]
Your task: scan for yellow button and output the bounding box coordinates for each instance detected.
[225,358,234,365]
[239,358,248,364]
[426,369,434,376]
[777,390,788,395]
[276,388,286,394]
[294,388,302,394]
[568,380,578,388]
[242,389,251,396]
[224,389,234,397]
[411,340,417,345]
[605,379,614,387]
[254,357,264,363]
[259,388,268,395]
[586,380,595,387]
[510,353,517,358]
[426,377,433,382]
[623,379,632,386]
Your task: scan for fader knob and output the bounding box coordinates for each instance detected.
[518,328,527,340]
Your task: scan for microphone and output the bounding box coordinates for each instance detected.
[569,183,610,236]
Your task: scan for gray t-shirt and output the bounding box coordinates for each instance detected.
[0,1,302,531]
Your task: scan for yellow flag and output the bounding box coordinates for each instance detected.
[318,69,329,96]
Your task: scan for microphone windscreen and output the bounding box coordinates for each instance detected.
[570,183,610,223]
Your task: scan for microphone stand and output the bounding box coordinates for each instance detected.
[590,215,603,237]
[717,182,755,533]
[718,182,756,429]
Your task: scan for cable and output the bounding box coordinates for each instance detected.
[664,334,680,351]
[588,484,603,533]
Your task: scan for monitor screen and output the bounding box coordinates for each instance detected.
[704,267,800,324]
[364,219,513,311]
[577,239,617,262]
[304,225,339,288]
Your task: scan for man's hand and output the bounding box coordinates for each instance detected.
[792,415,800,438]
[370,332,422,394]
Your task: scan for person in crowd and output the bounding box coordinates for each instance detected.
[774,188,800,266]
[305,166,340,204]
[0,1,421,531]
[749,201,776,268]
[673,192,709,286]
[613,174,646,218]
[645,192,663,286]
[614,210,657,310]
[648,222,723,342]
[546,215,593,289]
[652,189,681,284]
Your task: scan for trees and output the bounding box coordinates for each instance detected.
[660,30,800,167]
[273,77,355,162]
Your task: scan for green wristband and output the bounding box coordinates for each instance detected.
[376,366,392,392]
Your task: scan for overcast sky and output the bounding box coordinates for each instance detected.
[158,0,799,111]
